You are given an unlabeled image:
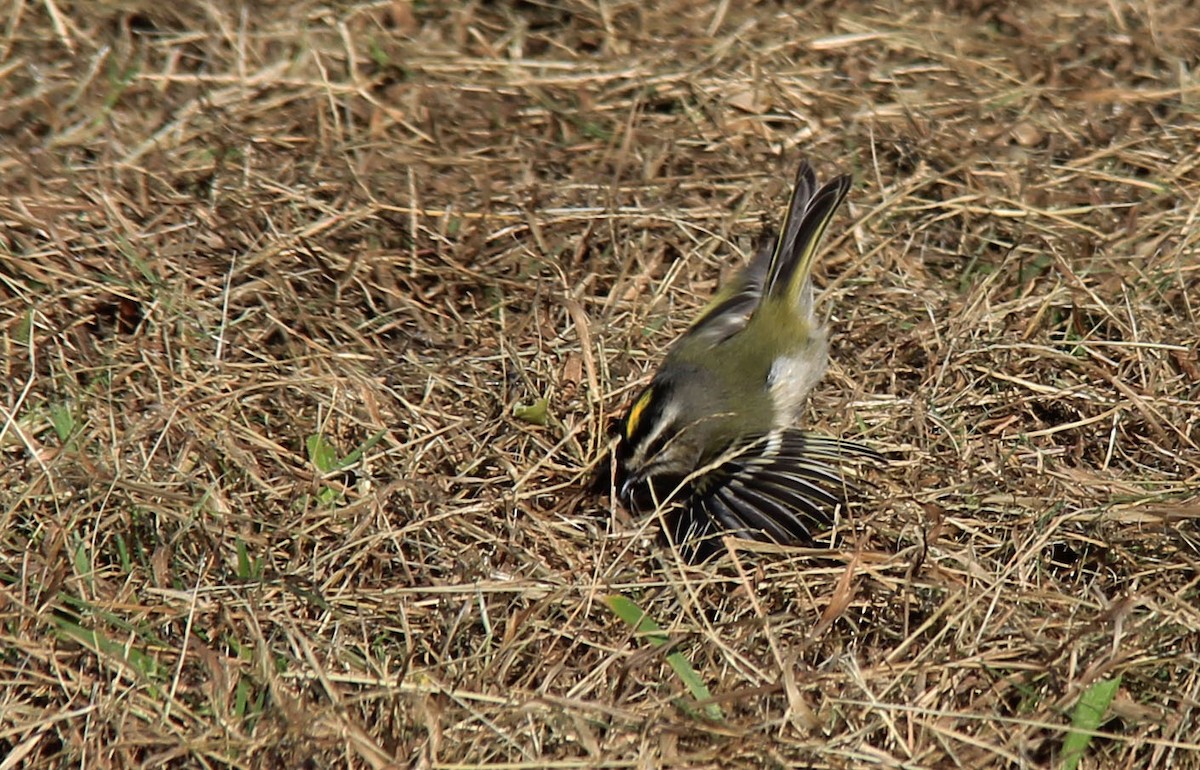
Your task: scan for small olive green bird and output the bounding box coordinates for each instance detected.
[614,159,880,560]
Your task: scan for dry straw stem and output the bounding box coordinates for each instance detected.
[1,1,1198,768]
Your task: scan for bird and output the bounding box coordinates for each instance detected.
[610,159,881,561]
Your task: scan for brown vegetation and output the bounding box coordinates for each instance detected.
[1,1,1198,767]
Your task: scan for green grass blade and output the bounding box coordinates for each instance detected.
[306,434,340,473]
[604,594,724,721]
[337,429,387,469]
[1060,675,1121,770]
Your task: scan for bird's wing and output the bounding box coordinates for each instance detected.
[668,429,882,561]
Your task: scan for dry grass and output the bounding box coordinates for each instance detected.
[2,1,1198,767]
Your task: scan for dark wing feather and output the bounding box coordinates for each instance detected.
[671,429,882,559]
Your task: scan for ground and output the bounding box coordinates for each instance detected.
[1,1,1198,768]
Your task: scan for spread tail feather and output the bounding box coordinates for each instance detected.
[762,161,852,313]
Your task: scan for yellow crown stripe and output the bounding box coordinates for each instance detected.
[625,389,655,439]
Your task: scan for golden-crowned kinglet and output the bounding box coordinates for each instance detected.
[613,159,881,560]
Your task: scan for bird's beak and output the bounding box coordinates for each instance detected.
[618,474,640,506]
